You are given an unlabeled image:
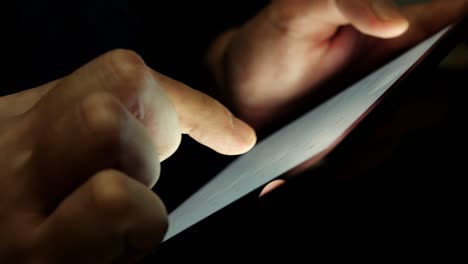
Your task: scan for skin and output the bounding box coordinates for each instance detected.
[1,0,467,262]
[0,49,255,263]
[208,0,468,130]
[207,0,468,195]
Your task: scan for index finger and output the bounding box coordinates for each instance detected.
[376,0,468,56]
[153,72,257,156]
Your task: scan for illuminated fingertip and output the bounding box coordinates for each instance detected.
[260,180,286,197]
[379,18,410,38]
[233,118,257,153]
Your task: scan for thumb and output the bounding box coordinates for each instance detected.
[267,0,409,40]
[34,170,167,264]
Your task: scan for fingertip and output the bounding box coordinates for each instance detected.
[260,180,286,198]
[376,17,410,38]
[209,117,256,156]
[233,117,257,151]
[337,0,409,39]
[371,0,410,38]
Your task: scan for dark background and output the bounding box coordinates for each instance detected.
[2,1,466,262]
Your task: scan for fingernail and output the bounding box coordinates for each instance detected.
[372,0,402,21]
[233,118,257,148]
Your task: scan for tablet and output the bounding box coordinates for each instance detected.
[155,16,467,251]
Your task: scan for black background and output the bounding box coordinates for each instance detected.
[2,1,466,262]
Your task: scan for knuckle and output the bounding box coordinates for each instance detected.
[89,170,168,253]
[79,91,126,139]
[104,49,151,94]
[90,170,133,218]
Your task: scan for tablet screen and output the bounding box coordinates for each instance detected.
[163,23,459,242]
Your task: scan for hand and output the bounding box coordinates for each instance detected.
[208,0,468,131]
[0,49,256,263]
